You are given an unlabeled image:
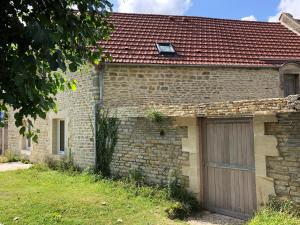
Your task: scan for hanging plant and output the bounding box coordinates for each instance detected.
[146,108,166,123]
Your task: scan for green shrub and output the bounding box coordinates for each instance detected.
[4,150,19,162]
[113,178,168,201]
[20,158,31,164]
[30,163,50,172]
[165,169,199,219]
[266,195,300,217]
[83,167,104,182]
[128,168,145,186]
[146,109,166,123]
[44,155,80,173]
[249,195,300,225]
[165,202,190,220]
[249,208,300,225]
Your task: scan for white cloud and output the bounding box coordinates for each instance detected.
[269,0,300,22]
[116,0,192,15]
[241,15,257,21]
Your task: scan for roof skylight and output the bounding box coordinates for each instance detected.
[156,43,176,55]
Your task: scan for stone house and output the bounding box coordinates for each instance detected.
[7,12,300,219]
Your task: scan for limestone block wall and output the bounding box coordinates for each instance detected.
[175,117,202,201]
[265,112,300,203]
[104,65,281,107]
[8,65,99,167]
[253,115,279,207]
[111,117,189,185]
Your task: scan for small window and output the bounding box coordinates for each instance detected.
[156,43,176,55]
[52,119,66,154]
[284,74,299,97]
[58,120,65,152]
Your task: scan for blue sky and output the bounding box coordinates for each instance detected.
[186,0,279,21]
[110,0,300,22]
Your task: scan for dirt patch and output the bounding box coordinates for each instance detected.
[0,162,32,172]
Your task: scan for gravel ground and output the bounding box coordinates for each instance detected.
[188,211,245,225]
[0,162,32,172]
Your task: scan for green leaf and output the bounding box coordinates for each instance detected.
[69,62,77,72]
[93,58,100,65]
[70,83,77,91]
[32,135,38,143]
[20,127,26,135]
[1,0,112,139]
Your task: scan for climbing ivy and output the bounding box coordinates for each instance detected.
[95,108,119,177]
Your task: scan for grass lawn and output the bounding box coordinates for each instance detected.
[0,166,187,225]
[248,209,300,225]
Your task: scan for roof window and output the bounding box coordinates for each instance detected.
[156,43,176,55]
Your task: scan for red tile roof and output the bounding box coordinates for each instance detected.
[99,13,300,67]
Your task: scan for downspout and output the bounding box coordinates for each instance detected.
[98,63,105,106]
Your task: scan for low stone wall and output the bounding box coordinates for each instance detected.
[265,112,300,203]
[111,117,189,185]
[111,96,295,118]
[109,96,300,203]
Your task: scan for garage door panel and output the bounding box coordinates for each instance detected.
[203,118,256,219]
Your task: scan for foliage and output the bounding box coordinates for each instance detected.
[128,168,145,186]
[0,156,8,163]
[167,169,199,212]
[248,209,300,225]
[44,150,80,173]
[266,195,300,217]
[20,158,31,164]
[0,0,113,140]
[95,108,119,177]
[249,195,300,225]
[30,163,50,172]
[165,202,190,220]
[146,108,166,123]
[0,168,186,225]
[113,178,169,202]
[4,149,20,162]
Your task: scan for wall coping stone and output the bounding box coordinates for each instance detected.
[108,96,300,118]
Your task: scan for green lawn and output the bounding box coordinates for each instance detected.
[0,166,187,225]
[2,166,299,225]
[248,209,300,225]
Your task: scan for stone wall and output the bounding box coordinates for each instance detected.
[8,65,99,167]
[265,112,300,203]
[280,13,300,35]
[111,117,189,185]
[112,97,293,118]
[104,65,281,107]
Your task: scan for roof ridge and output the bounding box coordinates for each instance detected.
[111,12,280,24]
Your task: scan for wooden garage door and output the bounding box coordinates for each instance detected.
[202,118,256,219]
